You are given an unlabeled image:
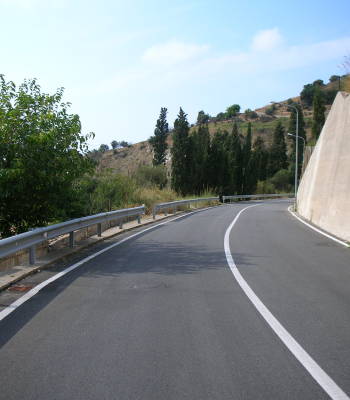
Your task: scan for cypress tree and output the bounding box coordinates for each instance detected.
[207,130,230,194]
[267,121,288,177]
[191,124,210,194]
[171,108,191,195]
[227,122,243,194]
[312,90,326,140]
[242,122,253,193]
[252,136,268,182]
[149,107,169,165]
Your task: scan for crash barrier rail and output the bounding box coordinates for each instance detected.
[222,193,294,202]
[153,197,219,219]
[0,205,145,265]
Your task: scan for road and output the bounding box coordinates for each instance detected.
[0,200,349,399]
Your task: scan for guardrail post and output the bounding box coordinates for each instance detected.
[153,207,156,220]
[69,231,74,248]
[97,223,102,237]
[29,246,36,265]
[28,228,36,265]
[119,218,123,229]
[164,208,168,216]
[137,214,141,224]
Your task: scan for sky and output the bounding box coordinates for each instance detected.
[1,0,350,149]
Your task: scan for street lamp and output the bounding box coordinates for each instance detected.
[288,133,305,175]
[271,102,299,207]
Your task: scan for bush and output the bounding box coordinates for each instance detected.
[269,169,293,192]
[133,165,168,189]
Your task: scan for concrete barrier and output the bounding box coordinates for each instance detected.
[297,91,350,242]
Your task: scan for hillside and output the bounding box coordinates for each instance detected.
[93,78,340,176]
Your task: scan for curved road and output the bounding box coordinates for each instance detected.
[0,200,349,399]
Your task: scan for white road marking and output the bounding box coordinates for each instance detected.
[0,206,215,322]
[224,204,349,400]
[288,206,349,248]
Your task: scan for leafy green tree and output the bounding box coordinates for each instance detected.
[226,104,241,118]
[251,136,268,183]
[191,124,210,194]
[244,109,258,119]
[242,123,253,193]
[312,90,326,139]
[300,83,316,106]
[267,121,288,177]
[270,169,292,192]
[329,75,341,83]
[149,107,169,165]
[133,165,167,189]
[111,140,118,149]
[227,122,243,194]
[196,110,210,125]
[215,112,226,121]
[99,144,109,152]
[207,130,230,194]
[171,108,191,195]
[0,76,94,236]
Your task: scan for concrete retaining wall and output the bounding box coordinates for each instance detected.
[297,91,350,242]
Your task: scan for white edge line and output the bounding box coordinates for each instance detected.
[225,204,349,400]
[0,206,216,322]
[288,206,349,248]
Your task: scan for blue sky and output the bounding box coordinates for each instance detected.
[1,0,349,148]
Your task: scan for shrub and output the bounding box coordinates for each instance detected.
[133,165,167,189]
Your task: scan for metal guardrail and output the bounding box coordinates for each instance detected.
[0,205,145,265]
[153,197,219,219]
[222,193,294,202]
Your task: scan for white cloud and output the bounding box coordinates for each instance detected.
[142,40,209,65]
[251,28,283,52]
[95,31,350,95]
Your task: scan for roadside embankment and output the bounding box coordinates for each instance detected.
[297,91,350,242]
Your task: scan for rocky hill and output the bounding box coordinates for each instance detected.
[93,78,341,177]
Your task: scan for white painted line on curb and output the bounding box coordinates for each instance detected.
[224,204,350,400]
[288,206,349,248]
[0,206,216,322]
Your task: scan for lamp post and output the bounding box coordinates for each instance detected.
[271,102,299,207]
[288,133,305,175]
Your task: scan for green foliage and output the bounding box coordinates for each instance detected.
[267,121,288,177]
[133,165,167,189]
[269,169,292,192]
[227,122,243,194]
[251,136,268,182]
[215,112,226,121]
[256,180,276,194]
[190,125,210,194]
[300,79,336,107]
[171,108,191,195]
[226,104,240,118]
[196,110,210,124]
[329,75,341,83]
[149,107,169,165]
[312,90,326,139]
[99,144,109,152]
[207,129,230,194]
[0,75,94,236]
[244,109,258,119]
[242,123,253,194]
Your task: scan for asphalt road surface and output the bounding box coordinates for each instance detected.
[0,200,349,400]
